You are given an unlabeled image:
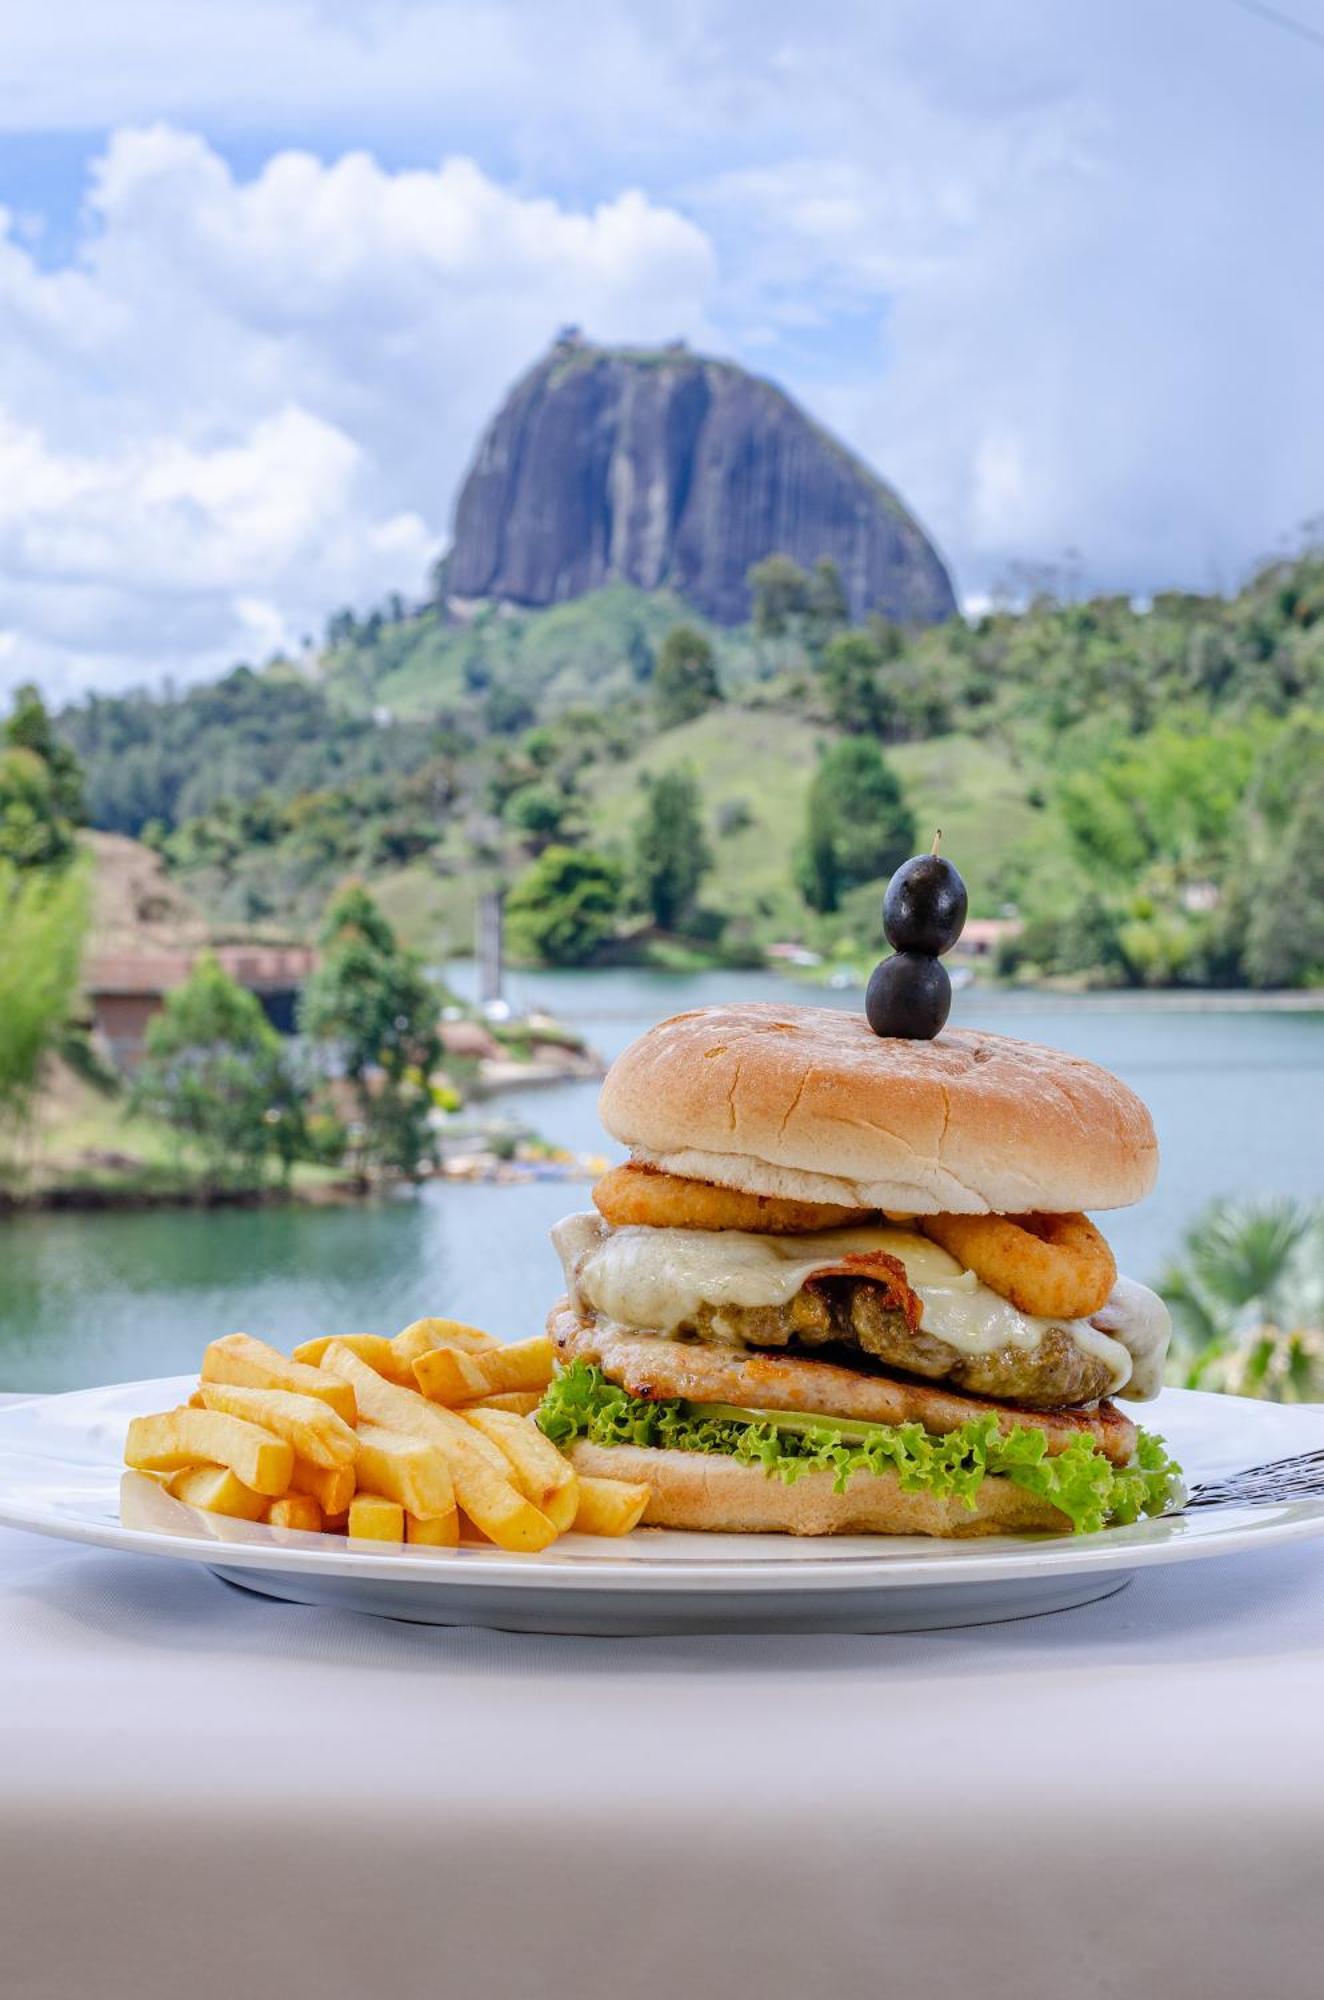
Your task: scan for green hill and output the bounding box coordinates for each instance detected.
[50,551,1324,989]
[322,584,755,723]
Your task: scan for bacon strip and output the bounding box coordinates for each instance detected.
[804,1249,923,1329]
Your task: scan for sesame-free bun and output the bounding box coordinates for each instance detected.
[598,1002,1158,1216]
[566,1440,1071,1537]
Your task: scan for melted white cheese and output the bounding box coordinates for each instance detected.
[551,1214,1152,1397]
[1089,1276,1170,1401]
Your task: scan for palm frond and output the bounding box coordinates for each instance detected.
[1180,1196,1315,1316]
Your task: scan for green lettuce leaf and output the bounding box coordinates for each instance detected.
[537,1359,1183,1535]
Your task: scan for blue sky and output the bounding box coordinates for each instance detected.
[2,0,1322,698]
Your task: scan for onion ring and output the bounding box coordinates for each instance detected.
[593,1164,874,1235]
[919,1211,1117,1321]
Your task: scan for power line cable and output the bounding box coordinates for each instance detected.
[1228,0,1324,54]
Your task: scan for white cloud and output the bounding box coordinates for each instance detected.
[0,127,716,694]
[677,5,1324,601]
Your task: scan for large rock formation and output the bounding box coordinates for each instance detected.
[446,334,956,626]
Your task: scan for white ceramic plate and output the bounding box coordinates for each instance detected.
[1,1376,1322,1634]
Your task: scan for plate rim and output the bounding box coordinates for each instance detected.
[3,1374,1324,1598]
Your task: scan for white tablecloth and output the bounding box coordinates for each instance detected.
[4,1498,1324,2000]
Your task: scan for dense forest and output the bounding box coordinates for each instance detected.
[51,547,1324,988]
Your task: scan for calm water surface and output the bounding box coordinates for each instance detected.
[2,968,1320,1392]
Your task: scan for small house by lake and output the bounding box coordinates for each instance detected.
[86,945,317,1069]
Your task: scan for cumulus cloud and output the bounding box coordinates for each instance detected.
[0,126,716,695]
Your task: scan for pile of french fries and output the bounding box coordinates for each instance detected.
[123,1320,649,1550]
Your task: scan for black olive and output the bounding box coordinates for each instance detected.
[883,852,968,957]
[865,953,952,1041]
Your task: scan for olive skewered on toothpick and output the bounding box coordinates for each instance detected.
[866,831,968,1041]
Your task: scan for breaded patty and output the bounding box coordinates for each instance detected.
[548,1301,1139,1466]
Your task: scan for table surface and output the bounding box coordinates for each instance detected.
[5,1404,1324,2000]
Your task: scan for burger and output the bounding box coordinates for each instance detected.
[537,1003,1182,1537]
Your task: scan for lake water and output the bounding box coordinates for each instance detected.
[1,968,1320,1392]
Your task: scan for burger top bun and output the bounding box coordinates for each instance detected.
[598,1002,1158,1217]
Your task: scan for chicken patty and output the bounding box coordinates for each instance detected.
[548,1301,1139,1466]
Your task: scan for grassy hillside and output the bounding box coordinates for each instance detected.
[589,713,1040,931]
[51,551,1324,986]
[361,717,1044,961]
[322,584,758,723]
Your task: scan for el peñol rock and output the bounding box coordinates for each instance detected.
[446,333,956,626]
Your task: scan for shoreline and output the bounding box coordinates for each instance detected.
[793,975,1324,1013]
[0,1176,370,1217]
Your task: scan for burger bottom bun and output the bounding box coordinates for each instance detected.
[567,1440,1070,1539]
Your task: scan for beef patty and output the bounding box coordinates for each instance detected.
[683,1275,1118,1410]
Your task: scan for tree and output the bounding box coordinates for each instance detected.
[503,781,581,853]
[1242,782,1324,988]
[0,861,89,1151]
[821,630,896,737]
[0,684,86,872]
[805,558,850,653]
[299,884,441,1181]
[484,683,537,736]
[748,554,810,638]
[749,554,848,657]
[1159,1196,1324,1398]
[796,740,915,914]
[797,795,842,917]
[325,608,359,649]
[631,768,713,931]
[131,955,309,1189]
[4,686,84,823]
[505,846,624,965]
[654,626,722,729]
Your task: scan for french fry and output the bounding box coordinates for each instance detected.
[573,1475,651,1537]
[413,1335,554,1406]
[166,1464,268,1522]
[290,1456,355,1516]
[348,1493,404,1541]
[321,1343,559,1552]
[406,1510,459,1547]
[353,1422,457,1524]
[462,1408,579,1534]
[391,1317,498,1368]
[198,1381,357,1471]
[323,1509,350,1533]
[457,1390,543,1417]
[292,1333,418,1387]
[202,1332,356,1425]
[405,1347,477,1404]
[267,1493,323,1533]
[126,1409,292,1497]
